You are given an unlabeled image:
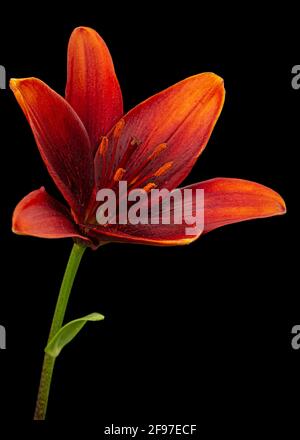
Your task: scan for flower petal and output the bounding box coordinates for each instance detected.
[88,226,195,246]
[95,73,224,190]
[10,78,94,223]
[88,178,286,246]
[12,187,91,243]
[187,177,286,233]
[66,26,123,151]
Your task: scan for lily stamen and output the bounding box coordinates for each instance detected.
[153,161,174,177]
[113,167,126,182]
[143,182,157,192]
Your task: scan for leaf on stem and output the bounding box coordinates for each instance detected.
[45,312,105,358]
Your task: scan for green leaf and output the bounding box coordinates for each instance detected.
[45,312,105,358]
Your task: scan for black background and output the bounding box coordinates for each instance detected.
[0,4,296,435]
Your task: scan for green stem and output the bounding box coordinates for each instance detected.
[33,243,86,420]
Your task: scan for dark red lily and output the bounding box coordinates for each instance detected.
[11,27,286,247]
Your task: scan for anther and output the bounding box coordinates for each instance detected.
[99,136,108,155]
[148,143,167,161]
[113,168,126,182]
[153,161,173,177]
[143,182,157,192]
[113,119,125,139]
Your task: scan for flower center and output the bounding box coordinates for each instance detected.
[87,120,175,226]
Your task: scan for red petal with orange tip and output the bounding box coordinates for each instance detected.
[66,26,123,152]
[10,78,94,223]
[88,225,195,247]
[188,177,286,233]
[96,73,224,190]
[12,187,91,243]
[89,178,285,246]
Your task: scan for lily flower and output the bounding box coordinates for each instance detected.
[10,27,286,247]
